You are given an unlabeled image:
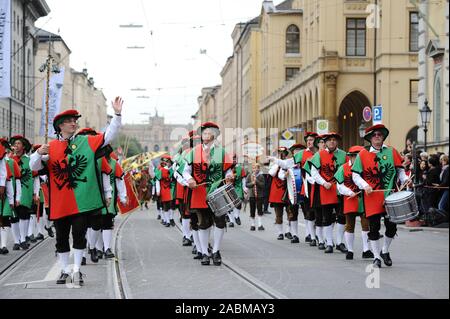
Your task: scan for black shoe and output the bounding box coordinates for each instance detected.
[235,217,241,225]
[324,245,333,253]
[291,235,299,243]
[192,246,198,255]
[157,215,161,220]
[305,234,312,243]
[170,219,176,227]
[264,211,272,214]
[20,242,29,250]
[72,271,84,287]
[228,222,234,228]
[318,243,325,250]
[0,247,9,255]
[212,251,222,266]
[336,243,348,253]
[277,234,284,240]
[89,249,99,263]
[182,238,192,247]
[81,257,87,266]
[165,222,171,228]
[380,252,393,267]
[29,234,37,243]
[193,252,203,260]
[201,254,210,266]
[285,232,293,240]
[258,226,265,231]
[104,248,115,259]
[145,203,148,209]
[25,236,31,243]
[13,244,20,251]
[96,249,104,260]
[250,226,256,231]
[346,251,354,260]
[362,250,375,259]
[35,233,45,241]
[309,239,317,247]
[45,226,54,238]
[56,272,71,285]
[373,258,382,268]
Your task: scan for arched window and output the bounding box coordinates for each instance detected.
[286,25,300,54]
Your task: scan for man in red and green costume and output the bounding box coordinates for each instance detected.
[10,135,39,250]
[309,133,348,254]
[182,122,234,266]
[352,124,409,268]
[334,146,373,261]
[30,97,124,286]
[268,147,290,240]
[227,154,247,228]
[155,155,176,227]
[100,151,127,259]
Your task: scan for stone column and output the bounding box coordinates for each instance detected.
[324,72,339,132]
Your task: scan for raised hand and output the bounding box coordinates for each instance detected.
[112,96,124,115]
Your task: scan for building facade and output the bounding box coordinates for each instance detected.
[0,0,50,139]
[121,111,192,155]
[33,30,108,143]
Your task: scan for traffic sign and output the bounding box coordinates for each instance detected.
[373,105,383,125]
[316,120,329,135]
[363,106,372,122]
[281,130,294,140]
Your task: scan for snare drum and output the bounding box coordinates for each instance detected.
[384,191,419,224]
[207,184,242,217]
[287,168,303,205]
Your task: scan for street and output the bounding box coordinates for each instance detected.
[0,203,448,299]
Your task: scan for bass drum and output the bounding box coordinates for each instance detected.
[286,168,303,205]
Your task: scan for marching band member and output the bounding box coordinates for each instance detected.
[245,163,265,231]
[182,122,234,266]
[268,147,290,240]
[30,97,124,286]
[334,146,374,260]
[286,143,306,244]
[155,155,176,227]
[352,124,410,268]
[228,154,247,228]
[0,139,22,253]
[10,135,39,250]
[0,142,16,254]
[309,133,348,254]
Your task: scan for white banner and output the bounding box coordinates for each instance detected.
[0,0,11,98]
[40,67,65,138]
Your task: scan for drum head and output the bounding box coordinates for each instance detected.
[385,191,414,202]
[287,171,296,205]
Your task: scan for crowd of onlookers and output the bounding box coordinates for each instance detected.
[401,148,449,227]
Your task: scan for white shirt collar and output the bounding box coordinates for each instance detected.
[369,144,387,153]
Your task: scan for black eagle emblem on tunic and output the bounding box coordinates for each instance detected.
[20,168,31,188]
[193,162,208,184]
[52,155,88,190]
[344,174,358,193]
[322,164,336,182]
[363,158,395,190]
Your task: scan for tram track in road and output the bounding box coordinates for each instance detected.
[173,223,288,299]
[0,237,51,283]
[111,213,133,299]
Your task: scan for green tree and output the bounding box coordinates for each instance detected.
[112,133,144,158]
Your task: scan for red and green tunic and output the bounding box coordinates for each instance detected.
[352,147,403,217]
[13,155,34,209]
[175,149,191,201]
[155,166,175,203]
[310,149,348,205]
[269,166,286,204]
[294,149,314,197]
[47,134,105,220]
[334,162,363,214]
[233,164,247,200]
[102,158,124,216]
[1,160,15,217]
[185,144,233,209]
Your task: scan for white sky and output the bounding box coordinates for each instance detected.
[35,0,273,125]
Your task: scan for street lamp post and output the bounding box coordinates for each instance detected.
[419,99,432,152]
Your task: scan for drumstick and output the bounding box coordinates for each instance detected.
[399,175,415,192]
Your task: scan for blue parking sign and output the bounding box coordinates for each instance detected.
[373,105,383,124]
